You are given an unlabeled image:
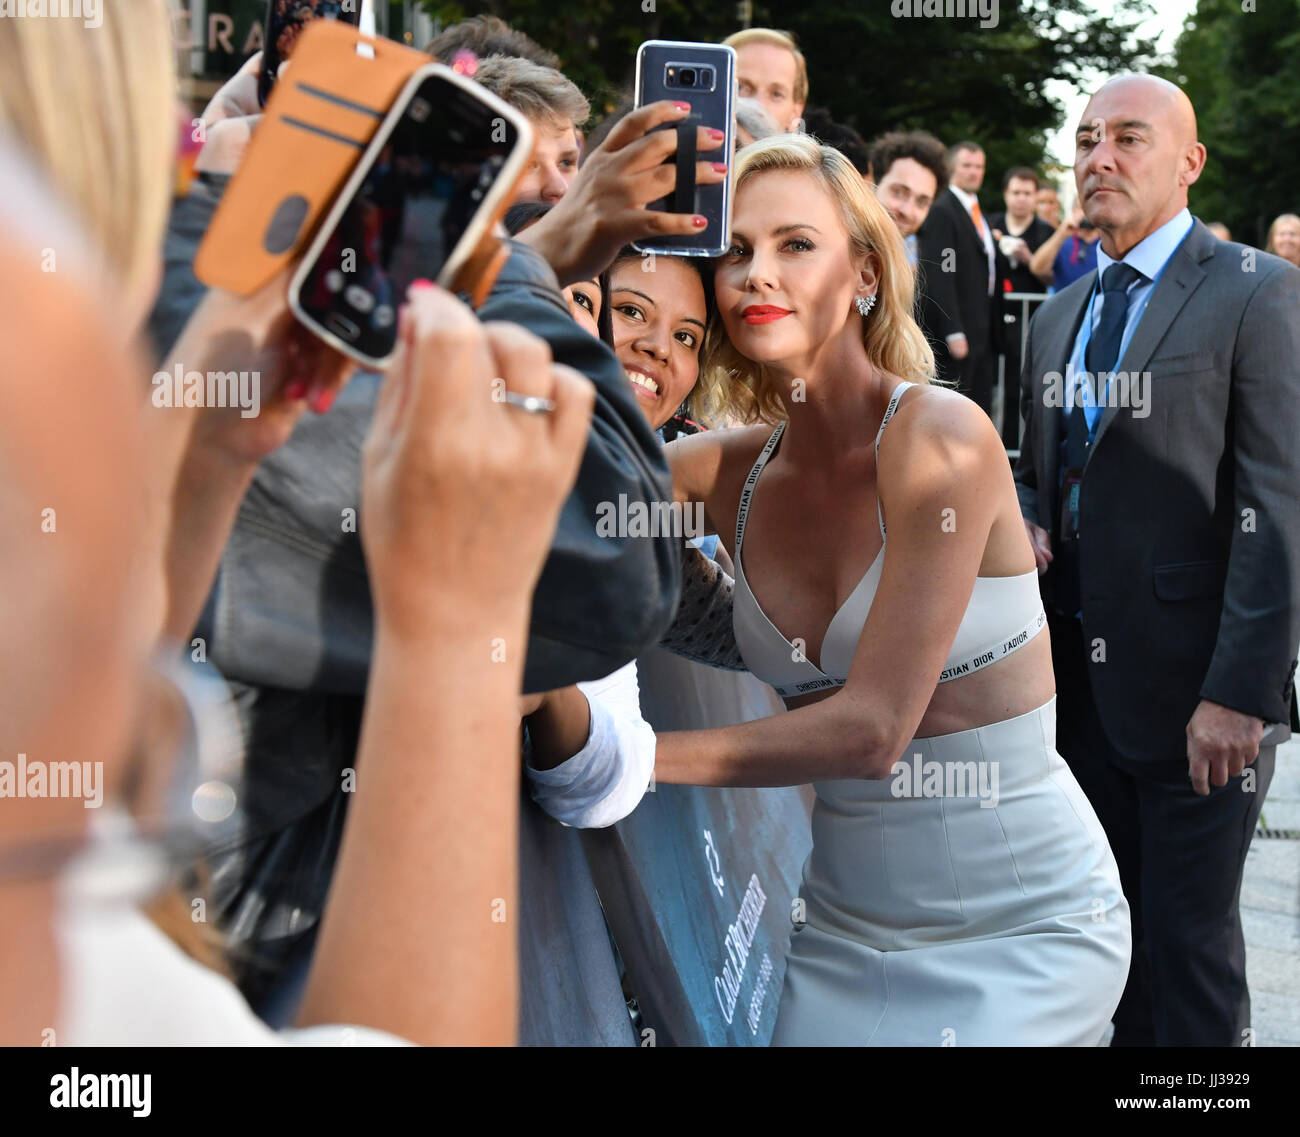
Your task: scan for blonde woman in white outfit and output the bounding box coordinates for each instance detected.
[655,135,1130,1045]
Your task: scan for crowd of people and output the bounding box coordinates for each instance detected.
[3,5,1298,1050]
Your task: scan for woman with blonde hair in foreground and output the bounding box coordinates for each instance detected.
[656,134,1131,1045]
[0,0,592,1046]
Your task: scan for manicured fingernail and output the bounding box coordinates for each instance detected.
[673,101,690,112]
[285,379,309,400]
[309,386,337,414]
[707,128,724,141]
[409,278,437,292]
[692,215,708,229]
[711,162,728,173]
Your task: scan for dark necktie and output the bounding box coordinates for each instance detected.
[1055,261,1145,618]
[1084,261,1145,394]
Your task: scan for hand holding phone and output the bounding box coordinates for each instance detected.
[633,40,736,257]
[515,102,728,287]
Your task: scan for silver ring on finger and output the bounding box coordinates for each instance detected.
[501,390,556,415]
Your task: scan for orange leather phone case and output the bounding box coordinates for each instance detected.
[195,22,516,308]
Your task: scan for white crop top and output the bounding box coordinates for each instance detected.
[731,381,1046,699]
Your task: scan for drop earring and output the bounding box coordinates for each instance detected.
[855,293,877,317]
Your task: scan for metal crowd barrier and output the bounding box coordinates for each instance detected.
[998,290,1051,461]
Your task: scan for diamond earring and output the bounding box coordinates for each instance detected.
[855,293,877,318]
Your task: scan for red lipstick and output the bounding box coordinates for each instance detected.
[741,305,792,325]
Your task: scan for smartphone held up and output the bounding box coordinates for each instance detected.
[259,0,363,107]
[633,41,736,258]
[288,65,534,368]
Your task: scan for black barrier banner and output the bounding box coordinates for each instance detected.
[583,648,813,1046]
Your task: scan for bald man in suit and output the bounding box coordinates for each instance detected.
[1014,75,1300,1046]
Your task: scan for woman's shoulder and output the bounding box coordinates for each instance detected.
[666,421,778,490]
[882,381,1006,479]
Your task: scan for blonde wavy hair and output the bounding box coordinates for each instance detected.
[0,0,177,300]
[695,133,937,426]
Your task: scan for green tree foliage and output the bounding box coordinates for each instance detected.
[420,0,1158,195]
[1155,0,1300,246]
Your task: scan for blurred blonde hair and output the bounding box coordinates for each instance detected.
[695,133,936,427]
[0,0,177,299]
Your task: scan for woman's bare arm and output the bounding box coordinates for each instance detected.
[651,389,1005,785]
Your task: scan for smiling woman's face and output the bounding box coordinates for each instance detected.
[608,257,707,431]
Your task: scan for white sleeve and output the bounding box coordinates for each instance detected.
[523,661,656,829]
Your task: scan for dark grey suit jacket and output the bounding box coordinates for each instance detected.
[1014,218,1300,761]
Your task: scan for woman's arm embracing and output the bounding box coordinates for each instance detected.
[652,388,1007,787]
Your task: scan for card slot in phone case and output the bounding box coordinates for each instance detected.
[292,81,386,119]
[278,116,369,148]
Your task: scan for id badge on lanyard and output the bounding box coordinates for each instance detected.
[1060,468,1084,541]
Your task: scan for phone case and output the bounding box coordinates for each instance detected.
[195,20,425,297]
[633,41,736,257]
[287,64,536,367]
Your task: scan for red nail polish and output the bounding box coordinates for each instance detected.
[310,387,337,414]
[285,379,308,400]
[409,278,437,292]
[707,128,725,141]
[692,215,708,229]
[711,162,728,174]
[673,101,690,112]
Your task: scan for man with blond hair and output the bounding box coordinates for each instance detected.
[723,27,806,132]
[472,55,589,205]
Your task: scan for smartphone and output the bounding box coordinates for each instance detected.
[259,0,363,107]
[633,40,736,257]
[289,63,534,368]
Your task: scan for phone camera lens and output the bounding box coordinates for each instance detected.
[680,68,697,87]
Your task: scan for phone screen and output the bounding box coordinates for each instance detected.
[295,73,524,362]
[259,1,363,106]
